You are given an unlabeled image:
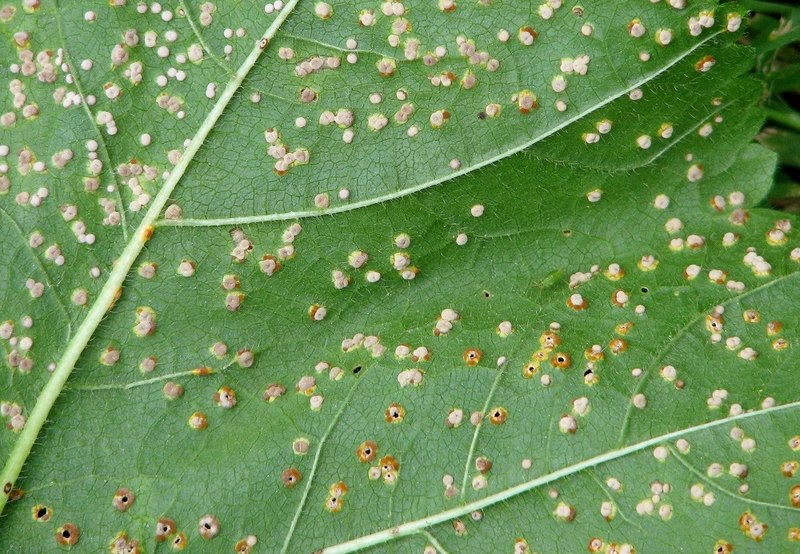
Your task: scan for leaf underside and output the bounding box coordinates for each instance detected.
[1,1,800,553]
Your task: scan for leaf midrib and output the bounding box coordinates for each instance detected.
[0,4,751,542]
[154,29,726,229]
[0,0,302,516]
[319,400,800,554]
[616,269,800,448]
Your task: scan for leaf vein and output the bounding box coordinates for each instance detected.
[280,375,366,553]
[616,270,800,447]
[669,445,800,513]
[155,30,726,228]
[320,399,800,554]
[0,0,302,516]
[55,0,129,240]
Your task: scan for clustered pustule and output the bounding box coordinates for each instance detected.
[2,3,791,552]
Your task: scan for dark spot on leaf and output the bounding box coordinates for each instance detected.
[32,504,51,522]
[56,523,79,546]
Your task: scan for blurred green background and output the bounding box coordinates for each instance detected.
[744,0,800,212]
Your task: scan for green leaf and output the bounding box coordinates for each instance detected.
[759,128,800,167]
[748,8,800,55]
[766,61,800,95]
[1,1,799,553]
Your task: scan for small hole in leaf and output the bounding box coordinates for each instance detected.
[352,365,362,375]
[56,523,80,546]
[641,287,649,293]
[482,290,491,299]
[562,229,572,237]
[32,504,51,522]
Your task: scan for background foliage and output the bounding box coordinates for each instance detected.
[747,0,800,212]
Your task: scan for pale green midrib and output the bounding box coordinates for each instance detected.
[533,95,738,174]
[615,269,800,449]
[668,445,799,512]
[636,97,734,167]
[155,29,725,229]
[0,0,301,516]
[320,400,800,554]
